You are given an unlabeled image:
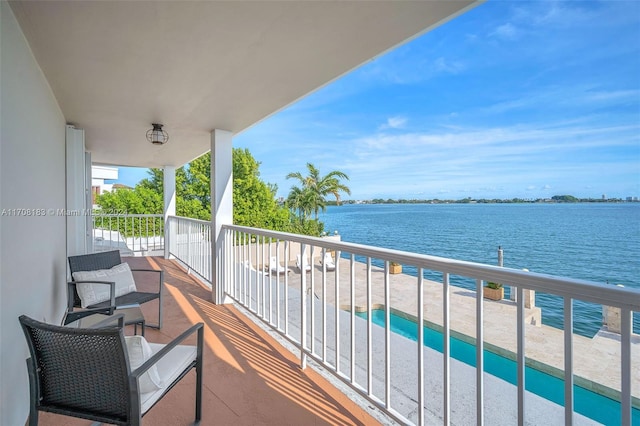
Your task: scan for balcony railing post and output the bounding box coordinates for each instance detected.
[335,250,341,373]
[350,253,355,383]
[366,257,372,396]
[621,308,632,426]
[517,286,525,426]
[563,297,573,426]
[310,245,315,355]
[322,248,328,363]
[164,216,171,259]
[300,243,307,369]
[443,272,451,425]
[384,260,391,410]
[417,268,425,426]
[476,278,484,426]
[284,240,290,335]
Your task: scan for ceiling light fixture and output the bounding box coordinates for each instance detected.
[146,123,169,145]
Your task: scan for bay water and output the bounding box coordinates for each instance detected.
[319,203,640,336]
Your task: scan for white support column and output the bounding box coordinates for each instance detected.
[84,151,93,253]
[66,125,87,259]
[163,166,176,259]
[211,129,233,304]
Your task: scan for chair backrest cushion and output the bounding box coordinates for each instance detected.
[68,250,123,307]
[72,263,137,308]
[19,315,131,422]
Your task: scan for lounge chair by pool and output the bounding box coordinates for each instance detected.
[269,256,290,275]
[296,254,312,272]
[321,252,336,271]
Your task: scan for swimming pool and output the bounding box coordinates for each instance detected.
[356,309,639,425]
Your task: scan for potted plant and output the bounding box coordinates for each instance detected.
[483,281,504,300]
[390,262,402,274]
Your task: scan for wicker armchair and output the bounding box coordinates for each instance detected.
[19,315,203,425]
[67,250,164,328]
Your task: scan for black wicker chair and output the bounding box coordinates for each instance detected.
[19,315,203,426]
[68,250,164,328]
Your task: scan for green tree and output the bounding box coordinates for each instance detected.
[233,148,290,230]
[96,185,162,214]
[286,185,315,221]
[96,149,327,236]
[286,163,351,219]
[552,195,579,203]
[94,186,164,237]
[138,159,210,221]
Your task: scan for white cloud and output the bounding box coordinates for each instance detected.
[336,119,640,199]
[479,87,640,116]
[379,116,408,130]
[583,89,640,103]
[491,23,518,40]
[433,57,465,74]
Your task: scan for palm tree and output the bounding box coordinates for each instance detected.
[286,185,314,221]
[286,163,351,219]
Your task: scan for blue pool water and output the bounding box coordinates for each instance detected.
[356,309,640,425]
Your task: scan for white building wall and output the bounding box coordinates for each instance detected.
[91,164,118,195]
[0,3,68,424]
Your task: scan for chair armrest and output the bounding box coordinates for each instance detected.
[89,313,125,329]
[130,268,164,294]
[67,281,78,311]
[131,323,204,378]
[62,306,115,325]
[68,280,116,313]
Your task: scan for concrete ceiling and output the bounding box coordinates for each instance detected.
[9,1,478,168]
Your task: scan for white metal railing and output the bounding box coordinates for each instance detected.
[218,224,639,426]
[92,213,164,255]
[167,216,212,282]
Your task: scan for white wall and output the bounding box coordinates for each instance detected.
[91,164,117,195]
[92,165,118,181]
[0,3,67,424]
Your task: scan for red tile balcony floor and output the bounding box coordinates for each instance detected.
[37,256,379,426]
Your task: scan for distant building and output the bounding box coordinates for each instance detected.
[602,194,606,200]
[91,165,118,204]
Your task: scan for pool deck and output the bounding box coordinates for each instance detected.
[278,257,639,405]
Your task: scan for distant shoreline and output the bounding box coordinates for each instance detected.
[329,196,638,206]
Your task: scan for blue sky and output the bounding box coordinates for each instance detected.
[118,0,640,200]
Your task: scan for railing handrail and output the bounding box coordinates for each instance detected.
[223,223,640,311]
[169,215,211,226]
[91,213,164,254]
[167,216,212,283]
[93,213,163,218]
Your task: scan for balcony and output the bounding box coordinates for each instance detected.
[36,255,379,426]
[19,214,639,425]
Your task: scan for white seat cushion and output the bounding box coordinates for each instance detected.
[140,343,198,414]
[125,336,163,394]
[73,263,137,308]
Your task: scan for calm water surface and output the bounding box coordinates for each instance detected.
[320,203,640,336]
